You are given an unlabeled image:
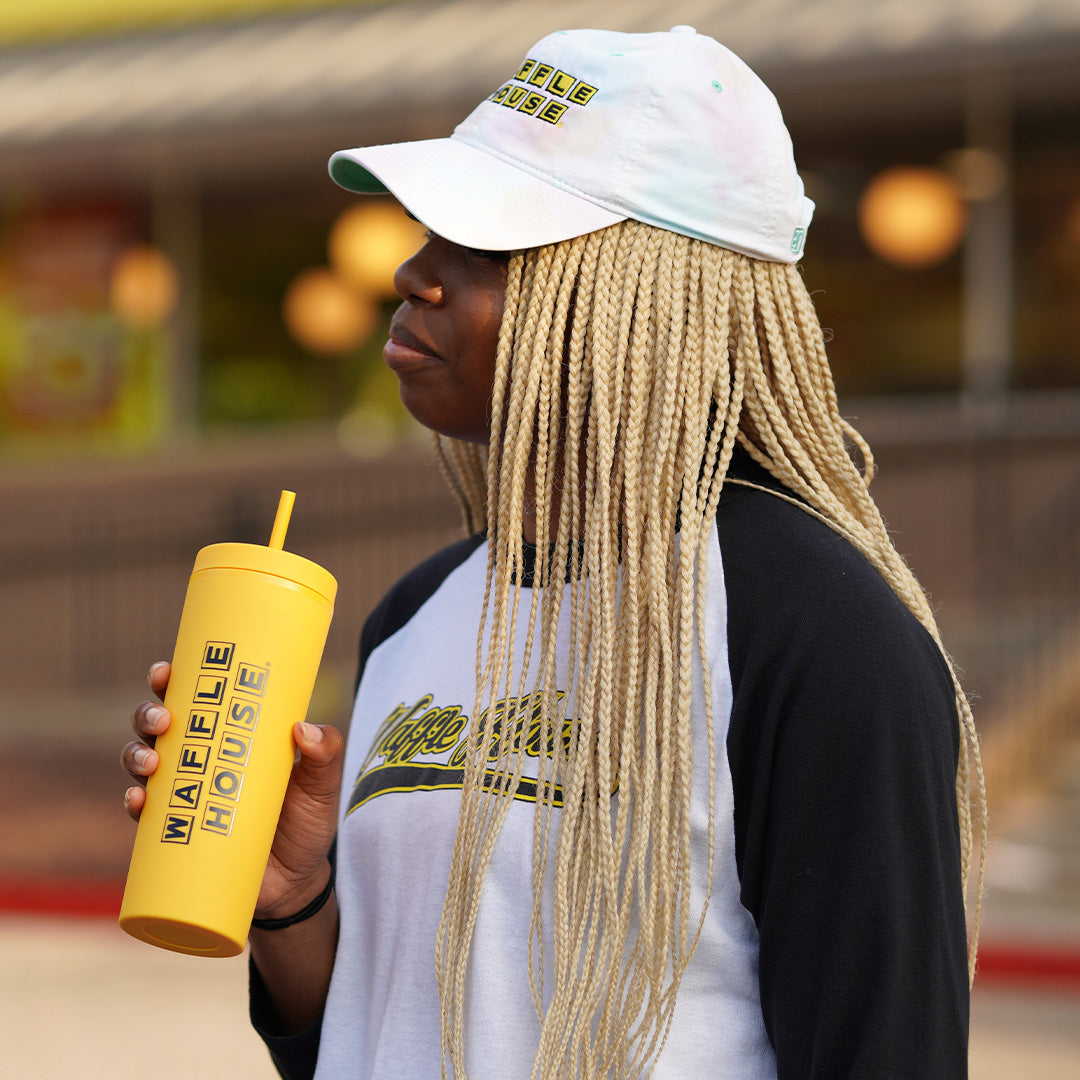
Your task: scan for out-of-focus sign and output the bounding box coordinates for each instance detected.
[0,200,168,449]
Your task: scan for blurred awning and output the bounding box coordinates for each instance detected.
[2,0,1080,178]
[0,0,380,47]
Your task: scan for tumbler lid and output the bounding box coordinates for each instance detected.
[193,542,337,606]
[192,491,336,604]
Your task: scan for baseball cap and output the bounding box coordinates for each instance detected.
[329,26,814,263]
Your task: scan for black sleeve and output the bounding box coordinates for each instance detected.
[249,961,324,1080]
[249,533,485,1077]
[248,838,338,1080]
[720,478,969,1079]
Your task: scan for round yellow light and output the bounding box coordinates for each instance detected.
[109,245,180,326]
[858,167,967,268]
[282,267,377,355]
[328,202,426,297]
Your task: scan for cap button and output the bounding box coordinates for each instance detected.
[669,25,697,34]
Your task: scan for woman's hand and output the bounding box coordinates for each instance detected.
[254,715,344,922]
[120,660,345,921]
[120,661,172,820]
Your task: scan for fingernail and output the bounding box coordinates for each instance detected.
[133,746,154,769]
[147,662,167,684]
[297,722,324,743]
[145,706,168,732]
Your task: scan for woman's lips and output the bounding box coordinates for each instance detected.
[384,324,441,370]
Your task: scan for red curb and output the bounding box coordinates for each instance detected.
[0,878,124,919]
[976,943,1080,990]
[2,878,1080,992]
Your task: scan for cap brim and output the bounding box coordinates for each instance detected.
[328,137,625,252]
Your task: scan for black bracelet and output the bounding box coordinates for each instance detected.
[250,863,335,931]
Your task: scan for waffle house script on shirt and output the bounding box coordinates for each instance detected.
[344,690,615,814]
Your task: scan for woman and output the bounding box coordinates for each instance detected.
[124,26,984,1079]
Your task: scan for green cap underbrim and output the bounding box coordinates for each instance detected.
[329,157,389,194]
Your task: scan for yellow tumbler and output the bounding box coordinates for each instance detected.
[119,491,337,957]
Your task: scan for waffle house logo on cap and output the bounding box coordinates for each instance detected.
[488,58,599,125]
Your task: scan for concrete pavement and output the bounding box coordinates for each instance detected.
[1,913,1077,1079]
[1,915,275,1080]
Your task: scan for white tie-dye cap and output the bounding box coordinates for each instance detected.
[329,26,814,263]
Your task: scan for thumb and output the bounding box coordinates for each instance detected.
[291,721,345,801]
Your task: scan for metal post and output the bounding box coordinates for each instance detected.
[152,167,201,438]
[960,65,1015,689]
[961,66,1014,414]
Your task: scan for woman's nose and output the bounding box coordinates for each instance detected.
[393,242,444,305]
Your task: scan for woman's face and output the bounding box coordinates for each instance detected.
[385,232,509,444]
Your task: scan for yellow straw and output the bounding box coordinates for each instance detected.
[268,490,295,549]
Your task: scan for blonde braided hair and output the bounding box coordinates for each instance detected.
[432,220,986,1079]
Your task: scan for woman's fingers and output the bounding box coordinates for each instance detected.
[120,739,159,778]
[130,699,170,742]
[147,660,171,701]
[123,784,147,821]
[122,662,173,822]
[120,738,158,822]
[122,697,169,789]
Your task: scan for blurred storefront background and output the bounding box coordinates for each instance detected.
[0,2,1079,1061]
[3,0,1077,780]
[3,0,1080,446]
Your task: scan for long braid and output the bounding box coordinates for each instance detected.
[433,435,486,535]
[435,221,986,1077]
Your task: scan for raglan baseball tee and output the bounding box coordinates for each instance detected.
[251,450,969,1079]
